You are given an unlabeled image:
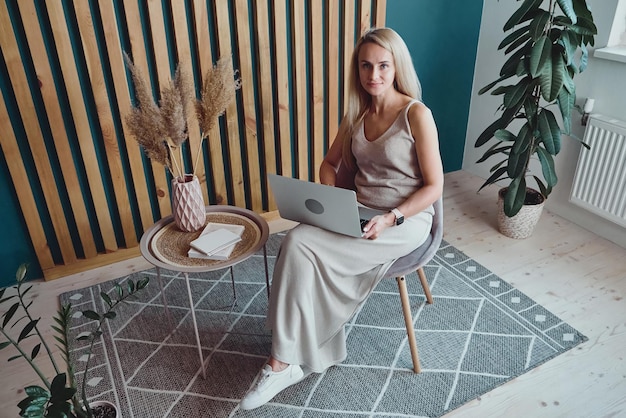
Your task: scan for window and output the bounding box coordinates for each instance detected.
[594,0,626,63]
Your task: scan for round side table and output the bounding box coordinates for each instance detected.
[139,205,270,378]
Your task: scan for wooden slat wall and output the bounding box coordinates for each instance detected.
[0,0,385,280]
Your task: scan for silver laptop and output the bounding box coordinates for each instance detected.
[268,174,385,237]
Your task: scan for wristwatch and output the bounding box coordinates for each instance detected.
[390,208,404,226]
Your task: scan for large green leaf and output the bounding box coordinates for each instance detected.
[533,175,549,197]
[539,50,566,102]
[504,177,528,217]
[492,85,510,96]
[507,134,532,178]
[512,123,532,154]
[529,10,550,40]
[530,35,552,77]
[523,96,538,121]
[477,145,512,164]
[572,0,593,20]
[537,146,558,192]
[501,43,532,77]
[494,129,517,142]
[560,29,581,65]
[569,17,597,36]
[476,101,524,148]
[504,77,532,109]
[578,44,589,72]
[557,0,577,24]
[558,87,575,135]
[478,74,515,95]
[499,24,531,50]
[504,0,544,31]
[538,109,561,155]
[478,166,509,192]
[506,32,533,55]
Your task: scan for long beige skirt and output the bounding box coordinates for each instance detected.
[266,210,432,372]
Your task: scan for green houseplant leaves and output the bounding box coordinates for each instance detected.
[476,0,596,216]
[1,265,149,417]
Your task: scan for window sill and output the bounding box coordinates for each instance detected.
[594,46,626,63]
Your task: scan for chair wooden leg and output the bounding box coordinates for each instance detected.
[417,267,434,304]
[397,276,421,373]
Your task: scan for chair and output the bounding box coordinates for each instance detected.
[335,162,442,373]
[383,197,442,373]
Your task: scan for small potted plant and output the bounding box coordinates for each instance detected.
[475,0,596,238]
[0,264,149,417]
[124,54,241,232]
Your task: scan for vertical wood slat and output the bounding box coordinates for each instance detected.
[234,0,263,212]
[72,0,138,247]
[310,4,325,182]
[0,0,384,280]
[214,1,246,207]
[292,1,308,179]
[0,1,77,264]
[254,0,279,210]
[374,0,387,27]
[327,0,341,147]
[358,0,372,35]
[97,1,153,231]
[342,1,355,114]
[122,1,170,218]
[192,0,228,205]
[145,0,175,217]
[45,0,119,253]
[17,0,98,259]
[273,0,293,179]
[0,92,55,269]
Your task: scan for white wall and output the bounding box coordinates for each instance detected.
[463,0,626,248]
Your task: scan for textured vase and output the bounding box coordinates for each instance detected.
[171,174,206,232]
[497,188,545,239]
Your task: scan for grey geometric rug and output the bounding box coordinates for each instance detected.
[60,233,587,417]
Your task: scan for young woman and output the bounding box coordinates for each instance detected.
[240,27,444,410]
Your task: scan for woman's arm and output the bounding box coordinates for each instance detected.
[319,118,350,185]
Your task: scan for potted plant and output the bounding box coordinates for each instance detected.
[124,54,241,232]
[1,264,149,417]
[475,0,596,238]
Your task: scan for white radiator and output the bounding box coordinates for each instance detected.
[570,114,626,228]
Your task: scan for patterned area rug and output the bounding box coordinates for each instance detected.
[60,233,587,417]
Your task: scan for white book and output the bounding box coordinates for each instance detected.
[187,243,237,261]
[188,223,244,260]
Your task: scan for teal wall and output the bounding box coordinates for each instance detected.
[0,1,483,287]
[386,0,483,172]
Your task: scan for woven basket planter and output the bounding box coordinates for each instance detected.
[497,187,545,239]
[171,174,206,232]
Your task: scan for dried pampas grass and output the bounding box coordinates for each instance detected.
[124,53,239,179]
[192,57,241,174]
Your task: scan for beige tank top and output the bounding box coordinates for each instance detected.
[352,99,433,215]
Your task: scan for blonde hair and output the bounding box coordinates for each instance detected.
[342,27,422,169]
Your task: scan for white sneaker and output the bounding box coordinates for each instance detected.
[239,364,304,410]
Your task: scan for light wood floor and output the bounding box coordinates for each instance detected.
[2,170,625,417]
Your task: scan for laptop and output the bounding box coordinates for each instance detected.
[268,174,385,237]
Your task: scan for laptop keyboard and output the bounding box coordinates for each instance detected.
[360,219,369,229]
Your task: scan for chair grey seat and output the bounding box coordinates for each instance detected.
[383,197,442,373]
[335,162,442,373]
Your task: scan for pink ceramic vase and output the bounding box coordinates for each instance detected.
[171,174,206,232]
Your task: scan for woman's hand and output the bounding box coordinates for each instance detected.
[361,212,396,240]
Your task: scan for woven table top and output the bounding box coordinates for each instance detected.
[140,207,268,272]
